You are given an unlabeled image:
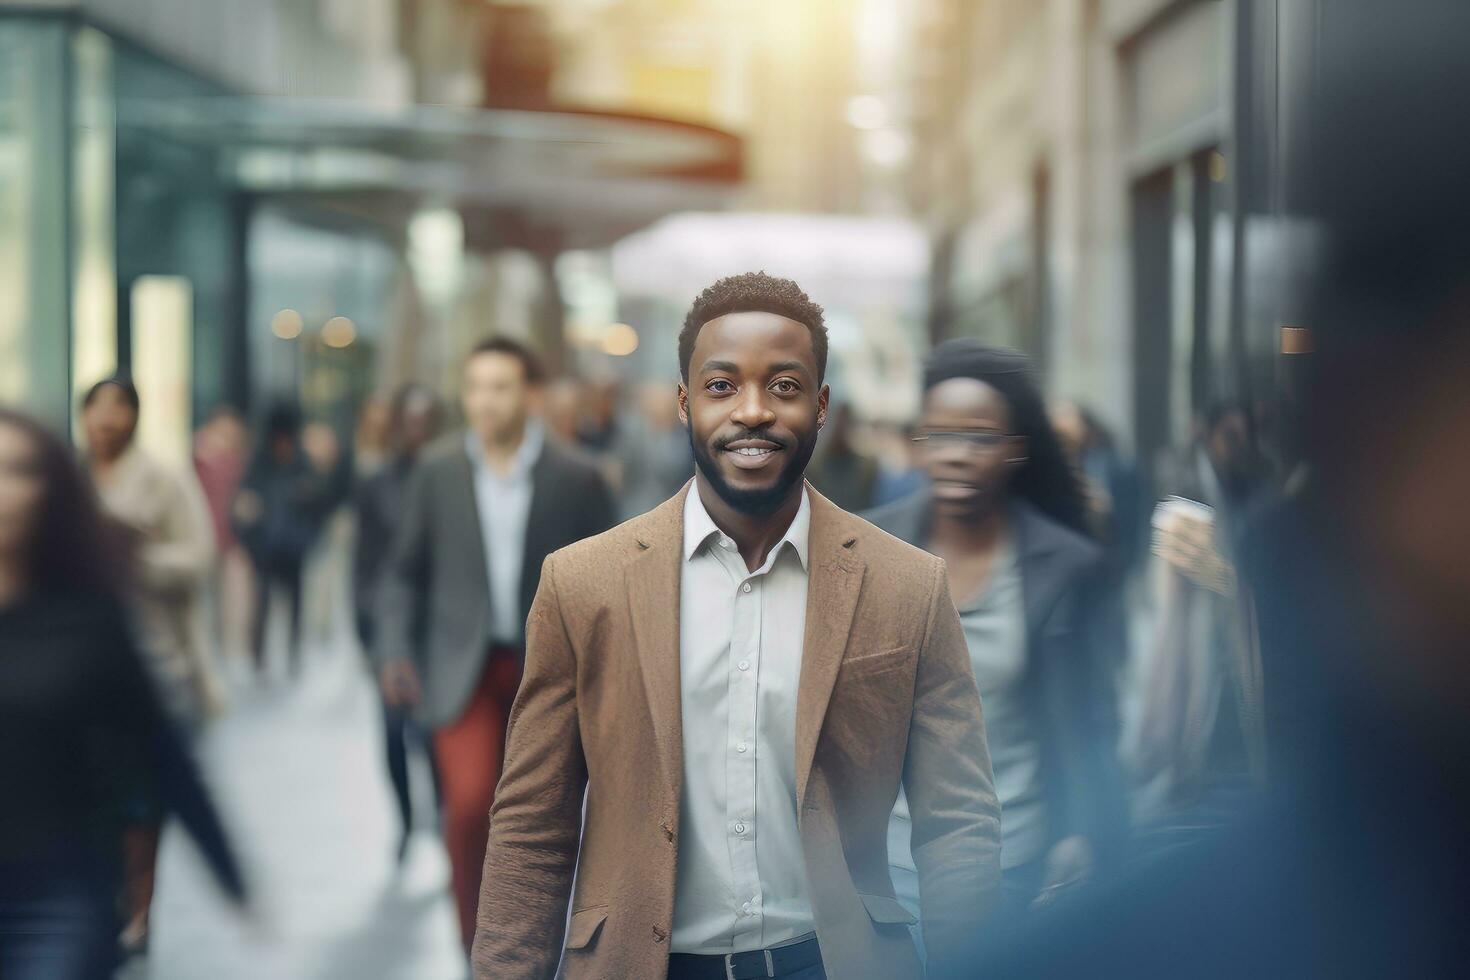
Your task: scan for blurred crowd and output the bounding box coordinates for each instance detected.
[0,318,1390,978]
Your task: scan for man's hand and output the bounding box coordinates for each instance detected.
[379,658,422,709]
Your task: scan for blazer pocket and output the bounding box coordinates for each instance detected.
[841,647,914,678]
[565,906,609,951]
[859,893,918,926]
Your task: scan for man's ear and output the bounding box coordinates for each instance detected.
[677,383,690,425]
[816,384,831,428]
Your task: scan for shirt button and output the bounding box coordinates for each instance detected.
[741,901,753,915]
[721,538,734,550]
[737,659,750,671]
[734,821,746,834]
[735,741,748,753]
[742,582,752,593]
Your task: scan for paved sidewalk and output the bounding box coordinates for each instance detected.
[133,515,466,980]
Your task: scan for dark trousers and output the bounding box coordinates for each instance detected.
[667,957,826,980]
[0,860,116,980]
[433,645,523,949]
[383,701,440,846]
[251,562,304,670]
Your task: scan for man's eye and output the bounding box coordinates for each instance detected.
[707,379,734,393]
[772,379,799,393]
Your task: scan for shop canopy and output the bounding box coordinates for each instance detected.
[118,95,743,250]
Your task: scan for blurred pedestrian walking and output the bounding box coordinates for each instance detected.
[82,377,224,723]
[232,404,338,674]
[352,383,445,862]
[868,342,1127,929]
[80,377,226,953]
[375,337,614,950]
[0,408,244,980]
[193,406,254,663]
[1132,399,1272,841]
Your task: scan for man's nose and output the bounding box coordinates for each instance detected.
[729,385,776,428]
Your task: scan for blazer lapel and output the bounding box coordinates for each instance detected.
[795,487,866,808]
[453,445,492,596]
[625,486,690,808]
[519,444,556,618]
[1012,502,1067,638]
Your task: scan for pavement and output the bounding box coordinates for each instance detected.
[124,515,467,980]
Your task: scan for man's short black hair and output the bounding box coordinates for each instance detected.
[679,272,828,382]
[466,336,545,385]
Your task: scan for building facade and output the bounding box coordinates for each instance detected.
[906,0,1329,488]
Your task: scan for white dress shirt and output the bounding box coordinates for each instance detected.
[465,421,543,645]
[672,483,816,954]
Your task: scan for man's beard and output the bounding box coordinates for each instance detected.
[689,426,817,516]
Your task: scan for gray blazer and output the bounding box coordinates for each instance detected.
[374,432,614,729]
[865,491,1128,861]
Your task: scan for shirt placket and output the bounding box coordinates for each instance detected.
[721,541,765,949]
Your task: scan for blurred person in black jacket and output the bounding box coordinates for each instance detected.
[0,408,243,980]
[947,3,1470,976]
[866,342,1127,940]
[232,404,337,673]
[353,383,444,861]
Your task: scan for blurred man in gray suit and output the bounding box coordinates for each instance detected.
[375,337,614,949]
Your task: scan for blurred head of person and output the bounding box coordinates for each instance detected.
[0,409,125,599]
[637,382,679,435]
[585,379,619,430]
[391,383,443,458]
[462,337,544,448]
[301,422,342,476]
[824,402,861,454]
[262,403,303,466]
[542,377,582,445]
[80,377,141,463]
[677,272,830,517]
[1049,399,1088,462]
[918,342,1088,534]
[196,405,248,460]
[1197,399,1262,500]
[355,394,393,457]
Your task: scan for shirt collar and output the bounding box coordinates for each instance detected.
[682,480,811,571]
[465,418,544,480]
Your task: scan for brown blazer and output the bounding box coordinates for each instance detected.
[472,483,1000,980]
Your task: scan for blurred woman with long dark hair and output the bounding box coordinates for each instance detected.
[867,341,1126,930]
[0,408,243,979]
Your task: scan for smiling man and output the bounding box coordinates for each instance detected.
[473,272,1000,980]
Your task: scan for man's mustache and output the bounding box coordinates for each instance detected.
[714,429,792,451]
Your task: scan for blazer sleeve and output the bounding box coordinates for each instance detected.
[1036,558,1129,859]
[372,461,430,669]
[105,601,245,902]
[904,558,1003,971]
[472,553,588,979]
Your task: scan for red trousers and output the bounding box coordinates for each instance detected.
[433,645,523,949]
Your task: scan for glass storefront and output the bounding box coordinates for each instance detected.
[0,19,71,427]
[0,13,248,439]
